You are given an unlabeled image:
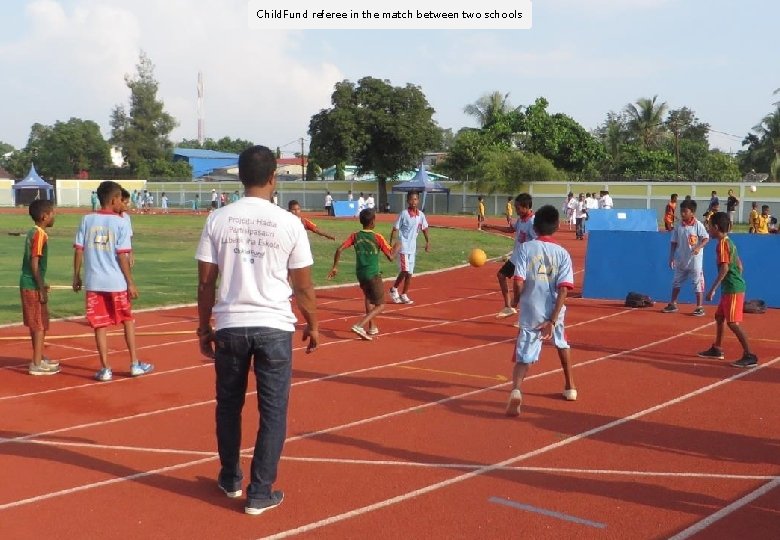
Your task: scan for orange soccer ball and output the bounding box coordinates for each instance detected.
[468,248,487,267]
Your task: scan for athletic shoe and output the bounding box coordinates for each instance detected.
[130,362,154,377]
[217,479,242,499]
[42,357,60,368]
[697,346,725,360]
[563,388,578,401]
[245,490,284,516]
[496,307,517,319]
[505,389,522,417]
[731,354,758,369]
[95,368,113,382]
[367,327,379,336]
[28,362,60,376]
[692,307,706,317]
[351,325,372,341]
[400,294,414,305]
[389,287,402,304]
[661,303,678,313]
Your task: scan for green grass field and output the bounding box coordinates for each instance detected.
[0,213,512,325]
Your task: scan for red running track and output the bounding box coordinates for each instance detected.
[0,218,778,539]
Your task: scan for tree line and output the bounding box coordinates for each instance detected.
[1,52,778,198]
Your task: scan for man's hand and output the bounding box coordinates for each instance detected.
[668,259,675,270]
[537,320,554,340]
[72,276,82,292]
[706,289,715,302]
[127,283,139,299]
[327,268,338,280]
[198,328,215,359]
[39,287,48,305]
[302,325,319,353]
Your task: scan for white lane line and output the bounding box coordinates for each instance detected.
[668,477,780,540]
[260,357,779,540]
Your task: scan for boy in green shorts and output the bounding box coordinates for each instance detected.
[327,208,398,341]
[698,212,758,368]
[20,200,60,375]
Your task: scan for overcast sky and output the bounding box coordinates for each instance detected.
[1,0,777,157]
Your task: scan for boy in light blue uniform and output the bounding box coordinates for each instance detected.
[506,205,576,416]
[73,180,153,381]
[389,191,430,304]
[662,199,709,316]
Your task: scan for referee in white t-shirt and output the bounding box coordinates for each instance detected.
[196,145,319,515]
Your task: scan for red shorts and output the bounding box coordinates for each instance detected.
[716,292,744,324]
[21,289,49,331]
[86,291,134,328]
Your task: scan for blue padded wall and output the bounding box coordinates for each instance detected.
[583,231,780,307]
[586,209,658,232]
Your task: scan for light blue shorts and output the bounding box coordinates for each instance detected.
[514,319,569,364]
[398,252,416,275]
[672,266,705,293]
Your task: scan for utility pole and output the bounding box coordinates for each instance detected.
[300,137,306,181]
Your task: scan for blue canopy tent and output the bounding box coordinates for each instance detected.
[13,165,54,205]
[391,164,450,212]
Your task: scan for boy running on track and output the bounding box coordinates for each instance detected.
[389,191,430,305]
[506,204,576,416]
[327,208,398,340]
[482,193,536,318]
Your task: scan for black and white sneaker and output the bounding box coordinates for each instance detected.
[730,354,758,369]
[245,490,284,515]
[697,346,725,360]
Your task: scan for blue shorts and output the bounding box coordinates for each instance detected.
[672,266,705,293]
[514,318,569,364]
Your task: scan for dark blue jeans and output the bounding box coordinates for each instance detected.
[214,327,293,501]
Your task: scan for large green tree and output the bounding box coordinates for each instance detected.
[746,107,780,180]
[1,118,110,179]
[110,51,178,175]
[309,77,441,207]
[474,147,561,193]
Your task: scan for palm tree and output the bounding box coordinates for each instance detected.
[624,95,669,148]
[464,91,517,128]
[753,107,780,180]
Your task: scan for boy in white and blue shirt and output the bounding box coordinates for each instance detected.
[389,191,430,304]
[662,198,709,316]
[506,205,576,416]
[73,181,152,381]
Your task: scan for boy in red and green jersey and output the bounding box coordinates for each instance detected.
[328,208,398,341]
[698,212,757,368]
[20,199,60,375]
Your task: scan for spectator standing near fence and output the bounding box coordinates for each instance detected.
[664,193,678,231]
[325,191,333,216]
[726,189,738,224]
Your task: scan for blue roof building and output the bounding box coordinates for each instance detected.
[173,148,239,179]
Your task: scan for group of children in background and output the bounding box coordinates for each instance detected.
[18,182,762,415]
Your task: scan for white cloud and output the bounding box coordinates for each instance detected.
[0,0,342,150]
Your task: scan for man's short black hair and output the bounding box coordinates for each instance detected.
[121,188,130,200]
[238,145,276,187]
[709,211,731,233]
[515,193,532,209]
[97,181,122,206]
[680,199,698,212]
[359,208,376,227]
[29,199,54,222]
[406,190,419,201]
[533,205,559,236]
[287,199,300,210]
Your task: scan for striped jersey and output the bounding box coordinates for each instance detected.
[20,226,48,290]
[714,236,746,293]
[513,237,574,329]
[339,230,393,281]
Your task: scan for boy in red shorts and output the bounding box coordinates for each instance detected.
[697,212,758,368]
[21,200,60,375]
[72,181,153,381]
[327,208,397,340]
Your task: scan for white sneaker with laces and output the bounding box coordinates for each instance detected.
[400,294,414,304]
[389,288,402,304]
[496,307,517,319]
[506,389,522,416]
